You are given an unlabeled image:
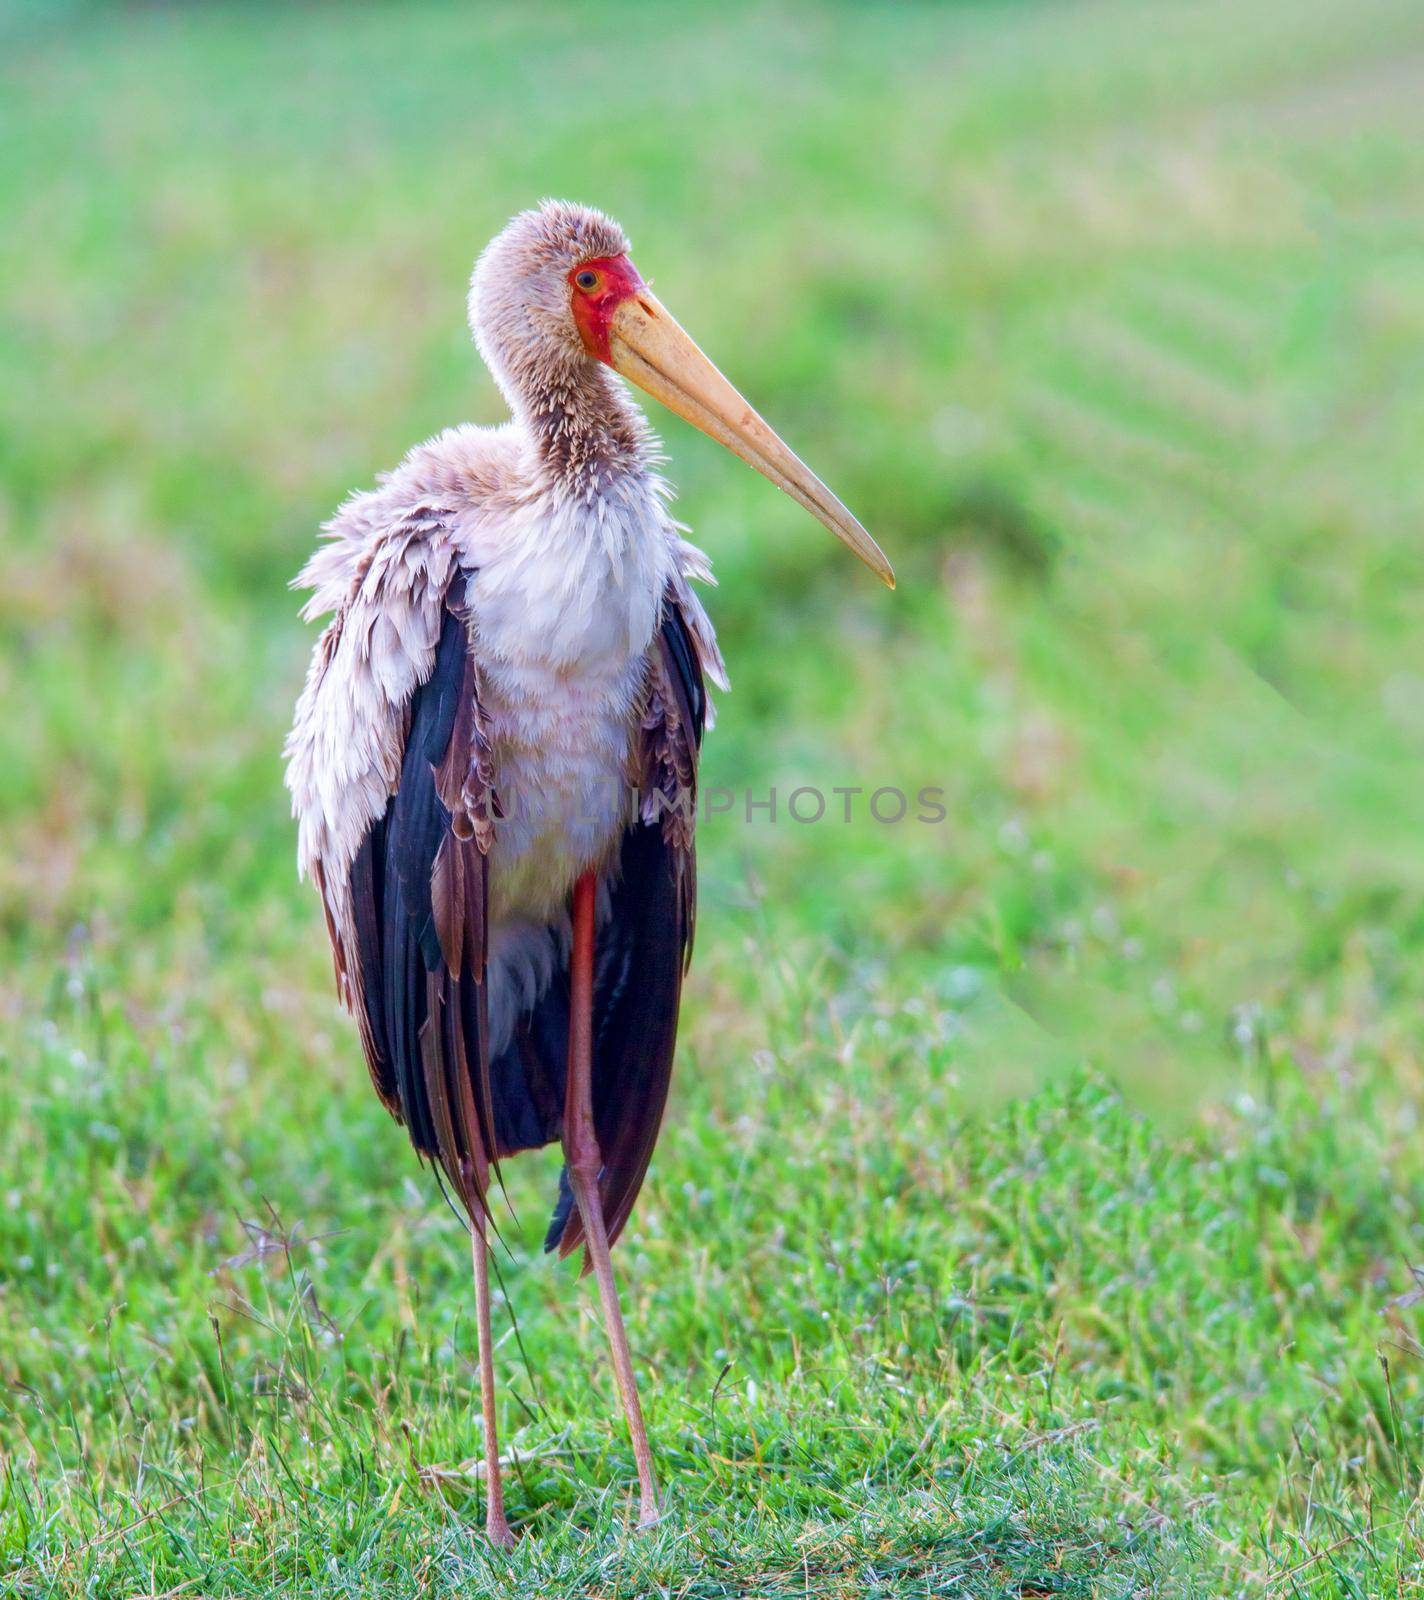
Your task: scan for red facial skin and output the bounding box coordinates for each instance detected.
[569,254,645,364]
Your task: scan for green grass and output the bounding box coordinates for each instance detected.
[4,0,1424,1592]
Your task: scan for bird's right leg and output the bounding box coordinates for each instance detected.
[470,1172,516,1549]
[563,868,661,1528]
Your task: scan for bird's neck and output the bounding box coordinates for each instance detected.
[517,360,651,496]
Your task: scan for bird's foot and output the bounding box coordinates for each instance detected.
[636,1497,661,1532]
[485,1513,517,1550]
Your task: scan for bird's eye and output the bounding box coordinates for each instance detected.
[574,269,600,291]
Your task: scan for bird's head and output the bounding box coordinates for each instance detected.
[469,199,893,588]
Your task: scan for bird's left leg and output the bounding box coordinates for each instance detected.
[563,867,661,1528]
[470,1155,516,1548]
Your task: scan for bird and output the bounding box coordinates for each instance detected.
[284,199,893,1546]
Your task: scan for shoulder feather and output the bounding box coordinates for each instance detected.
[284,424,520,884]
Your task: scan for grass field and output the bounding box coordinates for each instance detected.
[4,0,1424,1592]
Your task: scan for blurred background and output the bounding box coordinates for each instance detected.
[5,0,1424,1114]
[7,0,1424,1103]
[3,1,1424,1591]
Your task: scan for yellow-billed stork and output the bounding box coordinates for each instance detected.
[285,199,892,1545]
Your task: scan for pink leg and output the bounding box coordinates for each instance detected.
[565,869,660,1528]
[471,1177,516,1547]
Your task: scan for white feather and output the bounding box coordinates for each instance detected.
[284,421,725,999]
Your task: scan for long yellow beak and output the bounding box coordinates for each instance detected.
[606,291,895,588]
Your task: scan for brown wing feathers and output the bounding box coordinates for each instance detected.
[330,580,706,1257]
[344,591,498,1217]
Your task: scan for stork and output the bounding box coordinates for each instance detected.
[285,200,893,1545]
